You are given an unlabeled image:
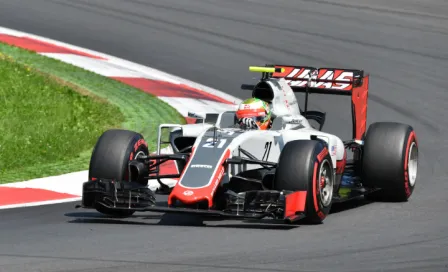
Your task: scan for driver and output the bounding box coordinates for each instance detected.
[235,98,272,130]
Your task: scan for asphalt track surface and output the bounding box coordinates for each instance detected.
[1,0,448,271]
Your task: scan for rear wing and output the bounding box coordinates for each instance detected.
[246,65,369,140]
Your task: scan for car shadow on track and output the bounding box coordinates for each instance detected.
[329,197,373,214]
[65,212,300,230]
[65,200,299,230]
[65,198,373,230]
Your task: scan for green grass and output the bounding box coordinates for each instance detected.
[0,43,185,183]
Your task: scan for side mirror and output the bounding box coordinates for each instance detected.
[188,111,207,124]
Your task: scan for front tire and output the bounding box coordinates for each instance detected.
[274,140,335,224]
[361,122,418,202]
[88,129,150,217]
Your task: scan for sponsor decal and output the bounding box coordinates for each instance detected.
[274,67,354,90]
[183,190,194,196]
[283,116,304,125]
[331,145,337,156]
[288,119,302,125]
[191,164,213,169]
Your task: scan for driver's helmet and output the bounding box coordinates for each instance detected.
[235,98,272,130]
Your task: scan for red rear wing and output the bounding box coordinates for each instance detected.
[256,65,369,140]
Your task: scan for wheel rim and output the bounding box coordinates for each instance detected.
[408,142,418,186]
[318,159,333,207]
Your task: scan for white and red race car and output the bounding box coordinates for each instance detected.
[80,64,418,224]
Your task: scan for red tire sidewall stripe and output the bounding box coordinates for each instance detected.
[313,147,329,220]
[403,130,417,197]
[312,161,319,212]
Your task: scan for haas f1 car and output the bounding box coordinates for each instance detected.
[80,65,419,224]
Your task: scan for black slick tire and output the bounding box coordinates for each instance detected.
[88,129,149,217]
[361,122,418,202]
[274,140,334,224]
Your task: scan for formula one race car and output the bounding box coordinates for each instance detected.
[80,64,419,224]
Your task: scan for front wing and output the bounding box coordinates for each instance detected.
[80,178,308,223]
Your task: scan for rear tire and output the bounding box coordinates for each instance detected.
[361,122,418,202]
[89,129,149,217]
[274,140,334,224]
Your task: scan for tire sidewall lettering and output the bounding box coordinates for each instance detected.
[134,138,148,153]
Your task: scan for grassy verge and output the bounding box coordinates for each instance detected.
[0,43,185,184]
